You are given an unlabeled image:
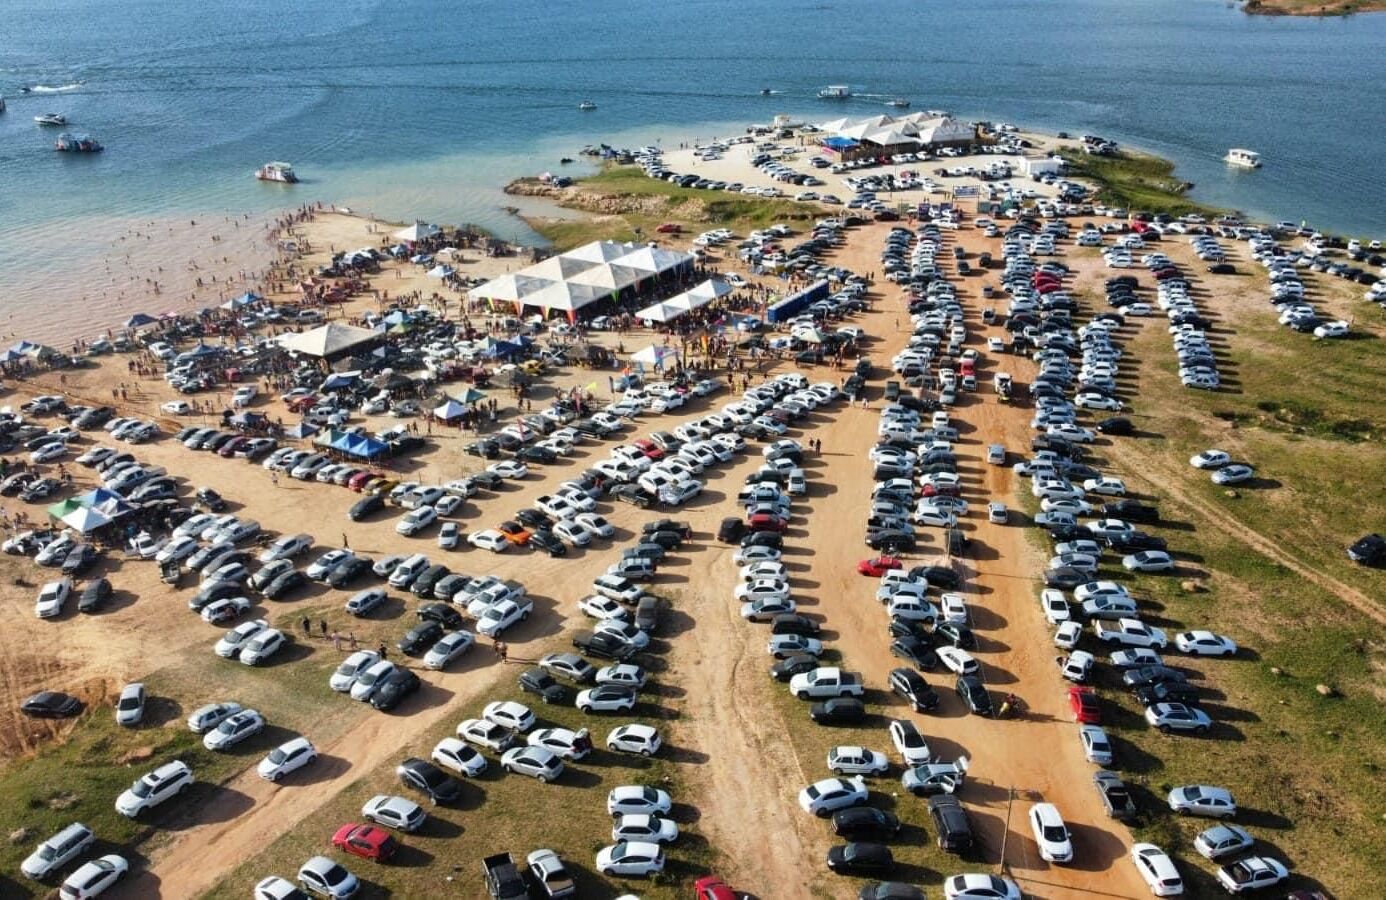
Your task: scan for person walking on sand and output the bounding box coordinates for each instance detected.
[342,533,349,550]
[319,619,328,638]
[331,631,342,651]
[301,616,311,637]
[378,643,388,661]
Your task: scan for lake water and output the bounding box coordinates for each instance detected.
[2,0,1383,341]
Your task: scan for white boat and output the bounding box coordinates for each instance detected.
[887,97,910,108]
[818,85,851,99]
[577,100,597,111]
[1225,148,1261,169]
[256,161,298,183]
[35,113,67,126]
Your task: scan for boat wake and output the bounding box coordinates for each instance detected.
[25,81,85,94]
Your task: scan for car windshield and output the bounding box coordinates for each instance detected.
[130,777,153,798]
[322,864,348,885]
[268,746,288,764]
[1042,825,1067,841]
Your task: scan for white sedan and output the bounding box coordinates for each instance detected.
[1123,551,1175,573]
[1083,477,1127,496]
[423,631,474,669]
[735,579,790,603]
[431,737,489,776]
[468,529,509,553]
[1040,589,1072,624]
[1175,630,1238,657]
[554,520,593,547]
[575,513,614,538]
[798,775,868,816]
[488,460,529,479]
[1211,464,1254,485]
[483,700,536,732]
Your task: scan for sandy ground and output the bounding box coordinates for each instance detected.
[0,210,1191,899]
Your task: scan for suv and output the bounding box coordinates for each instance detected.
[21,821,95,879]
[928,795,973,853]
[115,760,193,817]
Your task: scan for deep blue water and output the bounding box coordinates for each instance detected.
[1,0,1383,332]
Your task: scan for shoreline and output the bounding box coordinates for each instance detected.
[1243,0,1386,15]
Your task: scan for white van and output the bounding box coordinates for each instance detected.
[21,821,95,879]
[388,553,431,589]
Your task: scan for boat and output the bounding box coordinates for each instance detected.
[255,161,298,183]
[577,100,597,111]
[887,97,911,108]
[0,96,6,113]
[54,132,102,152]
[559,157,574,164]
[759,87,772,96]
[1225,148,1262,169]
[818,85,851,99]
[34,113,67,126]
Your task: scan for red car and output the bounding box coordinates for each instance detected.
[347,470,380,492]
[1068,686,1101,724]
[218,436,248,458]
[331,823,397,862]
[656,222,683,234]
[920,483,961,498]
[747,513,788,533]
[695,876,737,900]
[633,438,665,460]
[857,556,903,577]
[286,394,319,413]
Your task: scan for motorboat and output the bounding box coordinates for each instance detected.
[887,97,911,108]
[256,161,298,183]
[760,87,772,96]
[54,132,102,152]
[1225,148,1261,169]
[35,113,67,126]
[818,85,851,99]
[578,100,597,111]
[559,157,574,164]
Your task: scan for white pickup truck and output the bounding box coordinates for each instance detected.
[1093,617,1168,649]
[790,667,866,700]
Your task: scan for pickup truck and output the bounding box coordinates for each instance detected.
[790,667,866,700]
[1093,618,1168,649]
[482,851,530,900]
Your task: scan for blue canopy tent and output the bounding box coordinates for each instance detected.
[124,313,158,330]
[320,371,361,391]
[222,291,261,310]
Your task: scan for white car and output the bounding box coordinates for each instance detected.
[798,775,868,817]
[1029,802,1074,863]
[115,682,146,727]
[349,661,397,701]
[596,663,647,689]
[1079,724,1114,764]
[733,544,782,564]
[488,460,529,479]
[1189,449,1230,469]
[484,700,536,732]
[329,650,380,691]
[607,723,662,756]
[735,579,789,603]
[937,646,979,675]
[740,561,787,582]
[575,513,614,538]
[595,841,664,878]
[1313,320,1349,339]
[259,533,313,563]
[500,745,564,782]
[606,785,672,817]
[468,529,509,553]
[827,746,889,776]
[58,853,129,897]
[258,737,317,781]
[1130,843,1184,896]
[116,761,193,817]
[233,385,258,406]
[239,628,286,665]
[1211,464,1254,485]
[944,873,1023,900]
[1054,620,1083,650]
[297,855,359,899]
[527,727,593,761]
[438,522,460,549]
[1083,476,1127,496]
[35,578,72,618]
[612,814,679,845]
[344,588,387,617]
[477,597,532,637]
[424,631,474,669]
[987,501,1008,524]
[1168,784,1236,818]
[361,794,426,832]
[554,520,593,546]
[187,701,243,734]
[431,737,489,776]
[203,709,265,750]
[887,718,932,767]
[1124,551,1174,573]
[579,595,630,621]
[396,506,438,536]
[215,619,269,659]
[201,596,253,624]
[767,634,822,659]
[1175,630,1238,657]
[1041,589,1072,624]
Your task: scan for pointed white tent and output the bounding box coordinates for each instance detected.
[467,273,554,303]
[635,301,682,323]
[567,263,644,291]
[525,254,599,281]
[565,240,637,265]
[523,281,608,313]
[613,245,693,275]
[392,221,441,242]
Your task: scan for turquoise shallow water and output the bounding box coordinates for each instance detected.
[1,0,1383,338]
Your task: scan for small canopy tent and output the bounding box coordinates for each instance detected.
[632,344,679,369]
[433,399,468,421]
[61,506,112,533]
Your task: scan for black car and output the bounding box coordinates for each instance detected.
[398,621,444,656]
[811,697,866,725]
[1043,566,1088,590]
[887,618,931,641]
[932,622,977,650]
[1207,262,1236,275]
[78,577,112,613]
[857,883,926,900]
[418,602,465,629]
[411,564,451,597]
[263,569,308,600]
[643,519,692,540]
[611,485,653,508]
[1096,416,1133,436]
[328,557,373,589]
[349,495,385,521]
[529,529,567,558]
[889,667,939,712]
[396,757,462,803]
[370,668,421,711]
[518,668,568,704]
[514,508,552,530]
[928,795,974,853]
[518,445,557,464]
[60,543,98,576]
[642,530,685,551]
[1121,665,1188,689]
[740,530,783,550]
[21,691,83,719]
[189,579,242,611]
[889,636,937,670]
[771,654,820,682]
[1347,533,1386,566]
[572,630,636,661]
[1135,681,1202,707]
[633,595,661,633]
[432,573,469,602]
[1107,532,1167,552]
[832,807,901,839]
[1103,500,1159,523]
[465,439,501,459]
[826,842,894,876]
[1093,770,1139,821]
[866,530,916,554]
[913,565,960,589]
[718,517,747,543]
[469,471,504,490]
[196,487,228,512]
[770,613,820,637]
[955,675,993,716]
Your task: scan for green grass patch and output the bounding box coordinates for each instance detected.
[1060,151,1221,219]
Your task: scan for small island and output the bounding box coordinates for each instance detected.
[1243,0,1385,16]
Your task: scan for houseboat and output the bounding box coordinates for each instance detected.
[54,132,102,152]
[256,161,298,183]
[1225,148,1262,169]
[817,85,851,99]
